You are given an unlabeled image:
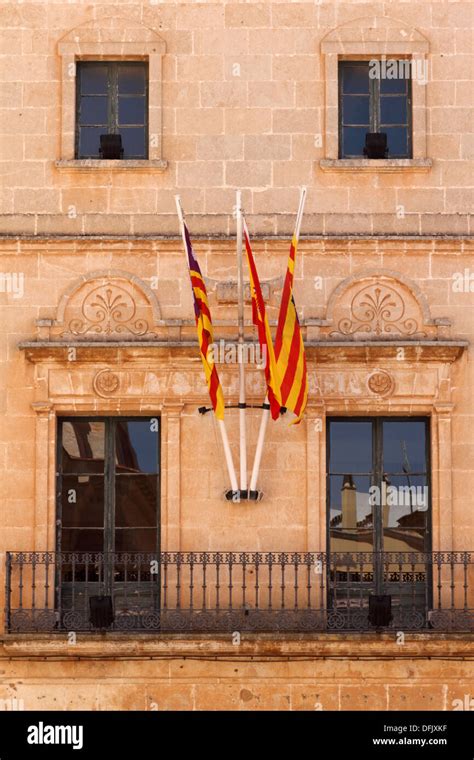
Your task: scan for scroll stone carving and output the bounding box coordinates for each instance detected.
[48,271,162,341]
[318,273,441,340]
[337,284,418,336]
[69,284,148,336]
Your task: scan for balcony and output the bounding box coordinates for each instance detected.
[5,551,474,634]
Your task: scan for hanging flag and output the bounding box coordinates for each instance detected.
[274,232,308,423]
[243,218,282,420]
[183,222,225,420]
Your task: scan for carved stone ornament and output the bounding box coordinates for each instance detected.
[317,272,445,340]
[367,370,395,396]
[69,284,148,336]
[93,369,120,397]
[45,271,162,341]
[337,284,418,336]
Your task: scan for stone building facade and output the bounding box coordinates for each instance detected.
[0,1,473,710]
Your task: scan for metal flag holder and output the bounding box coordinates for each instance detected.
[175,188,307,503]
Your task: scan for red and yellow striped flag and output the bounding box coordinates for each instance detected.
[184,222,225,420]
[274,232,308,423]
[243,218,282,420]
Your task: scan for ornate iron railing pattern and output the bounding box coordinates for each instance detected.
[5,551,474,633]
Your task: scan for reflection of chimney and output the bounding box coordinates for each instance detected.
[341,474,357,529]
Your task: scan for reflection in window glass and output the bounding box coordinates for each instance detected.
[115,529,157,552]
[80,64,108,95]
[115,475,158,527]
[383,421,426,472]
[328,475,372,528]
[342,64,369,94]
[79,96,108,125]
[61,529,104,552]
[118,65,147,94]
[61,420,105,473]
[115,420,159,473]
[344,96,370,125]
[61,475,104,528]
[328,421,372,473]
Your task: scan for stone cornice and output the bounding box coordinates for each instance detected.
[1,634,473,662]
[19,339,468,365]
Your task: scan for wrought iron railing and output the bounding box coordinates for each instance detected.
[5,551,474,633]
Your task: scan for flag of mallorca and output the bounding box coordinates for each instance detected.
[184,222,225,420]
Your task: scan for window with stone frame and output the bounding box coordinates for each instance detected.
[338,60,413,159]
[75,62,149,160]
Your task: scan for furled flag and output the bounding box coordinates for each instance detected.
[243,218,282,420]
[274,232,308,423]
[183,222,225,420]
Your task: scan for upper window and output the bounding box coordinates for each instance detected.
[338,61,412,159]
[75,62,149,160]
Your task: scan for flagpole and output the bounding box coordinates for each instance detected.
[175,194,239,497]
[249,187,307,499]
[236,190,248,497]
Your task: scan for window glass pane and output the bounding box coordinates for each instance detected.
[383,126,409,157]
[115,475,158,527]
[342,64,369,94]
[383,528,427,553]
[119,127,147,158]
[115,529,157,552]
[383,421,426,472]
[118,65,147,94]
[380,74,408,94]
[61,475,104,528]
[328,421,372,473]
[78,126,105,158]
[329,475,372,528]
[79,95,108,125]
[61,420,105,473]
[118,96,146,126]
[380,96,407,124]
[330,528,375,553]
[342,126,368,157]
[343,95,370,125]
[115,420,159,473]
[61,529,104,552]
[380,474,428,528]
[79,64,108,95]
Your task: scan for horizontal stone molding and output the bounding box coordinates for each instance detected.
[319,159,432,173]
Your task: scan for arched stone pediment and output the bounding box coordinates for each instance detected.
[47,270,162,341]
[321,16,429,50]
[319,270,449,340]
[57,16,166,53]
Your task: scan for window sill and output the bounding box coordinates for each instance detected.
[319,158,432,173]
[55,159,168,172]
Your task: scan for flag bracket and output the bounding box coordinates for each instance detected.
[198,403,272,415]
[224,488,263,502]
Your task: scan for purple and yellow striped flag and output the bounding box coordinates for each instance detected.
[184,222,225,420]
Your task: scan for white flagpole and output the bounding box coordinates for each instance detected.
[236,190,248,496]
[175,194,239,497]
[249,187,307,498]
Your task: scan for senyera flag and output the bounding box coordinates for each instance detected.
[274,231,308,423]
[242,217,282,420]
[183,222,225,420]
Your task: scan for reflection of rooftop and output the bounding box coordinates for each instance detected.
[331,528,424,552]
